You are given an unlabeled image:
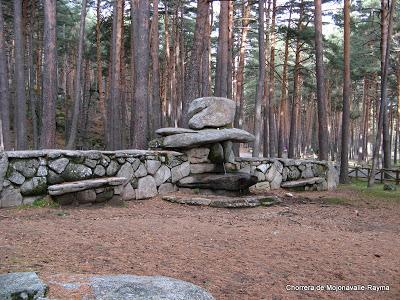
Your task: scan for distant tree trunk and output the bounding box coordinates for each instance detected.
[132,0,150,149]
[96,0,106,148]
[200,5,211,97]
[0,0,10,150]
[234,0,250,130]
[13,0,27,149]
[182,0,210,126]
[27,0,38,149]
[108,0,123,150]
[381,0,392,170]
[314,0,329,160]
[150,0,161,135]
[66,0,87,149]
[252,0,265,157]
[130,0,137,141]
[215,1,229,98]
[41,0,57,149]
[369,0,396,186]
[339,0,351,183]
[395,53,400,164]
[226,1,233,99]
[278,5,292,158]
[267,0,277,157]
[233,1,250,156]
[262,0,271,158]
[288,0,304,158]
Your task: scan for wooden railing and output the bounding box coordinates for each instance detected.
[348,166,400,185]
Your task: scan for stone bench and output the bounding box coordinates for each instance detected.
[280,177,327,191]
[48,177,128,205]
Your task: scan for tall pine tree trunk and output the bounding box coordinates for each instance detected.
[314,0,329,160]
[0,0,10,150]
[96,0,106,148]
[182,0,209,126]
[150,0,161,135]
[215,1,229,98]
[252,0,265,157]
[41,0,57,149]
[369,0,396,186]
[381,0,392,170]
[267,0,277,157]
[109,0,123,150]
[132,0,150,149]
[278,5,292,158]
[67,0,87,149]
[339,0,351,183]
[288,0,304,158]
[13,0,27,149]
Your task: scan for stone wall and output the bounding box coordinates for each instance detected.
[232,157,338,191]
[0,149,338,209]
[0,150,188,208]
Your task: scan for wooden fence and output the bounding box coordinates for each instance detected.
[348,166,400,185]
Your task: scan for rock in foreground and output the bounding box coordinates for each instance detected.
[91,275,214,300]
[0,272,48,300]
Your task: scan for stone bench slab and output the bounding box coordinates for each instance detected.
[281,177,324,188]
[48,177,126,196]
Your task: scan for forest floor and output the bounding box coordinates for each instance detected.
[0,181,399,300]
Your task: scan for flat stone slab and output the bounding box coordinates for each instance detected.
[155,127,198,136]
[48,177,127,196]
[281,177,324,188]
[163,194,281,208]
[0,272,48,299]
[162,128,255,149]
[90,275,214,300]
[178,172,258,191]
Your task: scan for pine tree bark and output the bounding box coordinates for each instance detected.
[215,1,229,98]
[182,0,210,127]
[369,0,396,186]
[0,0,10,150]
[67,0,87,149]
[27,0,38,149]
[96,0,106,148]
[253,0,265,157]
[267,0,277,157]
[108,0,123,150]
[339,0,351,183]
[41,0,57,149]
[150,0,161,135]
[288,0,304,158]
[13,0,27,149]
[288,1,304,158]
[313,0,329,160]
[234,0,250,131]
[132,0,150,149]
[277,6,292,157]
[200,5,211,97]
[381,0,391,170]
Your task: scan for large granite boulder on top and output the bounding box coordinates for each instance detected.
[90,275,214,300]
[188,97,235,129]
[162,128,255,149]
[178,172,258,192]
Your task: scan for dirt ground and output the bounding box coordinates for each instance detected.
[0,187,399,300]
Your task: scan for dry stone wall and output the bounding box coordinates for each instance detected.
[231,157,338,191]
[0,149,338,209]
[0,150,187,208]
